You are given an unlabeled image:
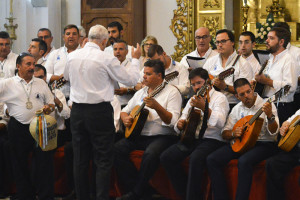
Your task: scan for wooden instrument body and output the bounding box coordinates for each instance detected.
[278,116,300,152]
[181,108,202,145]
[231,115,264,154]
[125,105,149,139]
[254,60,269,96]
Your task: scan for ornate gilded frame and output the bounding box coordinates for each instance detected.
[170,0,225,61]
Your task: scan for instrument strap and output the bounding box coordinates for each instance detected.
[231,54,240,83]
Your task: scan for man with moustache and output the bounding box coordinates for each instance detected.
[105,21,133,58]
[203,29,254,110]
[0,52,55,200]
[45,24,80,99]
[254,27,297,124]
[27,38,47,65]
[180,27,218,70]
[37,28,55,63]
[239,31,261,75]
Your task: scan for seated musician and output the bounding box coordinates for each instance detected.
[206,78,279,200]
[266,109,300,200]
[160,68,229,200]
[203,29,254,110]
[114,59,182,200]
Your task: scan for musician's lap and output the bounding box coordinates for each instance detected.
[266,146,300,200]
[207,142,278,200]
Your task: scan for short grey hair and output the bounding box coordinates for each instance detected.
[88,24,109,42]
[77,25,86,37]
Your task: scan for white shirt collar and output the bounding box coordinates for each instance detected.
[196,47,212,59]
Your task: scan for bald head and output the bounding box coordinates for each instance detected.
[194,27,211,55]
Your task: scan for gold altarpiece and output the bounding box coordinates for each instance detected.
[170,0,300,61]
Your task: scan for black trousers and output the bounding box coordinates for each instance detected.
[71,102,115,200]
[266,146,300,200]
[160,139,225,200]
[276,102,294,126]
[8,117,54,200]
[114,135,177,197]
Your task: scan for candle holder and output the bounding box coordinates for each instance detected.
[242,4,250,32]
[4,0,18,45]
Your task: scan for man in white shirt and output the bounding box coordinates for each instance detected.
[239,31,261,75]
[37,28,56,63]
[160,68,229,200]
[0,52,55,200]
[255,27,298,124]
[105,21,133,58]
[266,109,300,200]
[144,44,190,95]
[273,22,300,111]
[28,38,48,65]
[0,31,18,78]
[114,59,182,200]
[113,39,135,107]
[206,78,279,200]
[203,29,254,110]
[180,27,218,70]
[44,24,80,99]
[64,24,141,200]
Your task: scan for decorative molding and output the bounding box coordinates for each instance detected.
[203,16,219,37]
[203,0,220,8]
[169,0,194,61]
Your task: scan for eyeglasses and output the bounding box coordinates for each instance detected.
[0,43,10,47]
[195,35,209,40]
[144,43,153,46]
[38,36,50,40]
[215,39,230,45]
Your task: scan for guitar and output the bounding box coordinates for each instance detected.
[180,80,210,145]
[231,85,291,154]
[278,115,300,152]
[49,77,67,91]
[254,60,269,96]
[209,67,235,91]
[125,71,179,139]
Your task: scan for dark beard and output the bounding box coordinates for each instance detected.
[266,43,280,54]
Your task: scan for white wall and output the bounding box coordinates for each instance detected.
[146,0,177,56]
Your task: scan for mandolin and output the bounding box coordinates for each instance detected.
[180,80,210,146]
[278,115,300,152]
[254,60,269,96]
[209,67,235,91]
[231,85,291,154]
[125,71,179,140]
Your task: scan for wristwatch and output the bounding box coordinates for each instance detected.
[267,114,275,123]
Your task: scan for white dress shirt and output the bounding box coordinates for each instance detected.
[44,45,80,98]
[245,53,261,75]
[122,84,182,136]
[224,94,279,142]
[175,88,229,141]
[263,49,297,102]
[53,89,70,130]
[116,58,135,106]
[37,46,56,66]
[0,51,18,78]
[180,47,218,69]
[140,59,190,95]
[287,43,300,94]
[111,95,121,132]
[104,44,133,59]
[64,42,140,104]
[0,75,54,124]
[203,51,254,104]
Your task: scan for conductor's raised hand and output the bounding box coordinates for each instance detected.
[132,43,141,59]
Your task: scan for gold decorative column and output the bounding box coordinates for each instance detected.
[241,3,250,32]
[4,0,18,44]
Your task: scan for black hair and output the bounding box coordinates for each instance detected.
[147,44,164,58]
[107,21,123,32]
[144,59,165,79]
[31,38,48,56]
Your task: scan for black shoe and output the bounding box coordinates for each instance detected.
[116,192,140,200]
